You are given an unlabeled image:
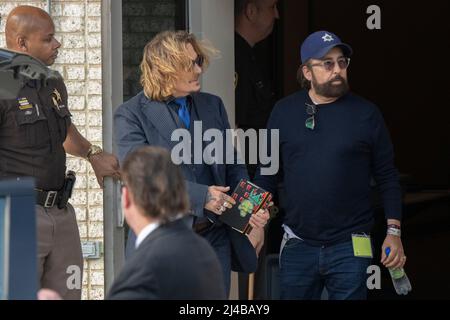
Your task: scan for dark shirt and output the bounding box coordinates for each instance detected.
[234,32,274,129]
[0,79,71,190]
[254,90,402,246]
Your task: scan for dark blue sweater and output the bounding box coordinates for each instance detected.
[254,90,402,246]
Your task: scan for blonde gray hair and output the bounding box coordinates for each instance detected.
[140,30,217,101]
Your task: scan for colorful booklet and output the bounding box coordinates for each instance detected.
[219,179,272,234]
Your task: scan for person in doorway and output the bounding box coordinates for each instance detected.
[234,0,280,299]
[234,0,279,178]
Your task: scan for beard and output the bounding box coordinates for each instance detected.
[312,75,349,98]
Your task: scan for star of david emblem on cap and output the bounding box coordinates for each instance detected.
[322,33,334,42]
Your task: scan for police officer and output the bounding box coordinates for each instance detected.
[234,0,278,177]
[1,5,120,299]
[234,0,279,130]
[234,0,279,299]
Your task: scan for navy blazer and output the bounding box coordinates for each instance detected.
[107,219,226,299]
[114,91,257,273]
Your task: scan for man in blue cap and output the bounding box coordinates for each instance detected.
[254,31,406,299]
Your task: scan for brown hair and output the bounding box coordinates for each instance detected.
[121,146,189,223]
[235,0,265,17]
[297,64,312,90]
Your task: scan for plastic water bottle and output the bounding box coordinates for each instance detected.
[385,247,412,295]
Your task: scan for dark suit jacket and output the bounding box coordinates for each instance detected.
[114,92,257,273]
[107,219,226,300]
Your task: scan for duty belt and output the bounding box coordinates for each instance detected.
[35,189,60,208]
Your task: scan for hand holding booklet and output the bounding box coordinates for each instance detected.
[219,179,272,234]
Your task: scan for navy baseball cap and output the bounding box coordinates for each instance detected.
[300,31,353,64]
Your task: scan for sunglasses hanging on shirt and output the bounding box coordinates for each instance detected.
[305,102,317,130]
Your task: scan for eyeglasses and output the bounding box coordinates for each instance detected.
[305,103,317,130]
[310,57,350,72]
[192,54,204,68]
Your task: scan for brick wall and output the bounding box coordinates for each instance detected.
[0,0,103,300]
[122,0,177,102]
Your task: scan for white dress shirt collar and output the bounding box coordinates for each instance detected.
[135,222,160,248]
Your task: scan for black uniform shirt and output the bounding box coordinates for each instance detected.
[0,78,72,190]
[234,32,274,129]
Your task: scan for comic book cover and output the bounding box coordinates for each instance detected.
[219,179,272,234]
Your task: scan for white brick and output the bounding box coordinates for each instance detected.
[70,111,87,126]
[59,17,84,33]
[89,258,104,270]
[74,206,87,222]
[50,3,63,17]
[63,3,85,17]
[78,222,87,238]
[87,17,101,33]
[63,35,85,49]
[57,49,85,64]
[81,287,88,300]
[87,163,95,174]
[87,3,101,17]
[82,270,88,286]
[88,191,103,206]
[89,286,104,300]
[88,67,102,80]
[87,49,101,64]
[87,33,101,48]
[88,80,102,95]
[88,174,101,188]
[89,270,104,286]
[66,81,85,95]
[75,174,87,189]
[66,66,85,80]
[72,190,87,206]
[68,95,85,111]
[88,207,103,222]
[88,95,102,110]
[88,222,104,238]
[0,19,5,35]
[51,65,65,76]
[67,157,88,173]
[87,127,102,142]
[0,3,18,16]
[88,111,103,126]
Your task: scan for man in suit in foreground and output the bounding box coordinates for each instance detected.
[114,30,269,295]
[107,146,226,299]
